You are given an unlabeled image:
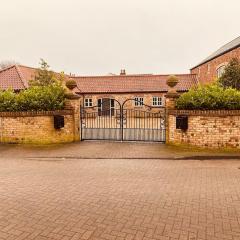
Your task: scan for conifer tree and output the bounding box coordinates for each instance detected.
[219,58,240,90]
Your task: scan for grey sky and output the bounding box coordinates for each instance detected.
[0,0,239,75]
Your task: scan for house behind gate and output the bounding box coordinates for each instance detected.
[72,71,197,112]
[0,65,197,112]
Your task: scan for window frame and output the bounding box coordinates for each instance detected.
[152,96,163,106]
[84,98,93,108]
[134,97,144,107]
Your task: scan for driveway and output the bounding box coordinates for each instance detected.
[0,142,240,240]
[0,141,239,160]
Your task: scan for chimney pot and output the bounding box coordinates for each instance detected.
[120,69,126,75]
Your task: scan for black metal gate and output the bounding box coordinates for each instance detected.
[80,99,166,142]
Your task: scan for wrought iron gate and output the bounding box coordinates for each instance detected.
[80,99,166,142]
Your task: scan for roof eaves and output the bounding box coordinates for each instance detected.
[0,65,16,73]
[73,73,196,79]
[75,89,190,94]
[191,43,240,70]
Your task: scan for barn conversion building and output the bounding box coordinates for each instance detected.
[0,65,197,109]
[191,36,240,84]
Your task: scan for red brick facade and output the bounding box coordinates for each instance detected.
[191,47,240,85]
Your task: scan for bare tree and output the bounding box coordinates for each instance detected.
[0,60,19,70]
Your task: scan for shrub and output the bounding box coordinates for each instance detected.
[219,58,240,90]
[0,59,67,112]
[0,84,65,112]
[176,84,240,110]
[29,59,62,87]
[0,90,17,112]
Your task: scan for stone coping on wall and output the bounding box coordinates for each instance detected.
[168,109,240,116]
[0,109,73,117]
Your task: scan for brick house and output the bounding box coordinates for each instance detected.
[191,36,240,85]
[72,72,197,111]
[0,65,197,112]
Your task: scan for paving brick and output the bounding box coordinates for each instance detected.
[0,145,240,240]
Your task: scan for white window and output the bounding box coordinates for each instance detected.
[152,97,163,106]
[216,65,226,78]
[84,98,93,107]
[134,97,144,106]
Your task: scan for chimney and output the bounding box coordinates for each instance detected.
[120,69,126,75]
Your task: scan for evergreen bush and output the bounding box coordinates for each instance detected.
[0,84,65,112]
[219,58,240,90]
[176,84,240,110]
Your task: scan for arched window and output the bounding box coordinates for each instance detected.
[216,65,226,78]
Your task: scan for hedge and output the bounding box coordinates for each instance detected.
[0,84,65,112]
[176,84,240,110]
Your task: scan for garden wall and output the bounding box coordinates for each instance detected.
[168,110,240,149]
[0,110,76,144]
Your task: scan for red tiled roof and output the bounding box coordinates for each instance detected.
[0,65,69,91]
[0,64,198,93]
[0,65,36,90]
[73,74,198,93]
[18,65,37,85]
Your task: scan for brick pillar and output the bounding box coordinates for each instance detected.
[65,95,82,141]
[165,92,179,109]
[165,93,179,144]
[165,75,180,144]
[64,78,83,141]
[66,95,81,142]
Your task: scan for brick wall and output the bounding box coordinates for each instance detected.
[0,110,76,144]
[191,47,240,84]
[168,110,240,149]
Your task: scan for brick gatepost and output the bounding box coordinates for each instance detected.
[165,75,180,144]
[65,80,82,141]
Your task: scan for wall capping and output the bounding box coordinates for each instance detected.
[0,109,73,117]
[168,109,240,116]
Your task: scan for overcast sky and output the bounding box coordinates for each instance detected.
[0,0,239,75]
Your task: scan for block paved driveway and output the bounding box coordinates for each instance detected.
[0,142,240,240]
